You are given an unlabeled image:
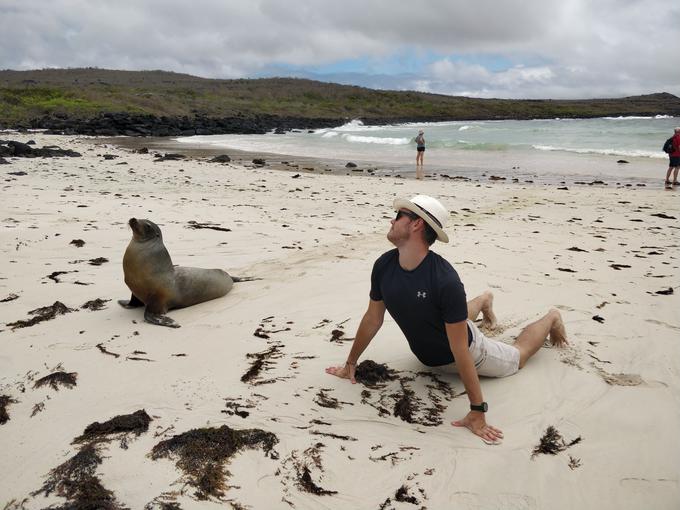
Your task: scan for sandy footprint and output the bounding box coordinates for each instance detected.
[477,318,523,337]
[593,365,644,386]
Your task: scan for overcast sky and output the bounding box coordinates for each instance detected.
[2,0,679,99]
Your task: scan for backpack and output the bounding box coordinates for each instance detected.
[663,137,674,154]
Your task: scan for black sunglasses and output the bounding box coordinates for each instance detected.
[395,210,420,221]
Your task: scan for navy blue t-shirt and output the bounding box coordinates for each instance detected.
[370,249,469,366]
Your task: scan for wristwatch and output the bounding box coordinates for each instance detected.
[470,402,488,413]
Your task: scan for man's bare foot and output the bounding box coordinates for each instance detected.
[481,290,498,330]
[549,310,568,347]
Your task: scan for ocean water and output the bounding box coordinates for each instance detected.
[177,116,678,183]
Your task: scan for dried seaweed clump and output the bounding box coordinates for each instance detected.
[297,465,338,495]
[392,385,419,424]
[240,343,283,384]
[531,426,582,458]
[395,484,420,504]
[75,409,152,444]
[354,360,399,387]
[32,443,126,510]
[82,298,111,311]
[34,371,78,391]
[1,394,18,425]
[7,301,74,330]
[144,501,183,510]
[150,425,278,500]
[280,443,337,498]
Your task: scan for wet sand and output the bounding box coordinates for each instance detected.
[110,135,667,188]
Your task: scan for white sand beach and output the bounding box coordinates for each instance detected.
[1,134,679,509]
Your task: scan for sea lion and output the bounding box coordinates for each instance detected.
[118,218,233,328]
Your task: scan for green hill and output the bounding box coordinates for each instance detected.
[1,68,678,129]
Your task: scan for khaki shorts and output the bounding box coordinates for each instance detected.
[440,320,520,378]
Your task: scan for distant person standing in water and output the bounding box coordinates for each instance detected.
[415,130,425,179]
[665,127,680,188]
[415,130,425,166]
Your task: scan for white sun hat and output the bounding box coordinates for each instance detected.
[393,194,449,243]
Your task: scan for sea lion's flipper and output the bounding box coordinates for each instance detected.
[231,276,262,283]
[118,294,144,308]
[144,308,180,328]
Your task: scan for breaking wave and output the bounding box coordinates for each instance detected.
[533,145,666,158]
[343,134,411,145]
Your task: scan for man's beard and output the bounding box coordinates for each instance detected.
[387,228,408,246]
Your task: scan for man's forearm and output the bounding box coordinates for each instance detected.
[455,356,484,405]
[346,314,382,364]
[446,322,484,405]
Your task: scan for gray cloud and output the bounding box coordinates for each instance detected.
[1,0,678,98]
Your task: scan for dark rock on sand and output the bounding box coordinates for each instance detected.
[0,140,81,158]
[345,162,357,168]
[154,153,186,162]
[7,140,33,156]
[208,154,231,163]
[252,158,266,166]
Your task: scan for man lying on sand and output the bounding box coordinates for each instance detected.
[326,194,568,444]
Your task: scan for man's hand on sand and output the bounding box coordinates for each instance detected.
[452,412,503,445]
[325,362,357,384]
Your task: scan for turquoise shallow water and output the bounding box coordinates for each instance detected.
[177,116,678,183]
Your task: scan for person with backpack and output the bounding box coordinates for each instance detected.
[664,127,680,188]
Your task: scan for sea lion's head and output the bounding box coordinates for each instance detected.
[128,218,163,242]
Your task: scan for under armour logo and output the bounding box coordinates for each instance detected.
[417,291,427,299]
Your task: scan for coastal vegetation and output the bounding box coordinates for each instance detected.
[1,68,679,132]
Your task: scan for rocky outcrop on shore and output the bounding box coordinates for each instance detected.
[0,139,81,158]
[20,112,343,137]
